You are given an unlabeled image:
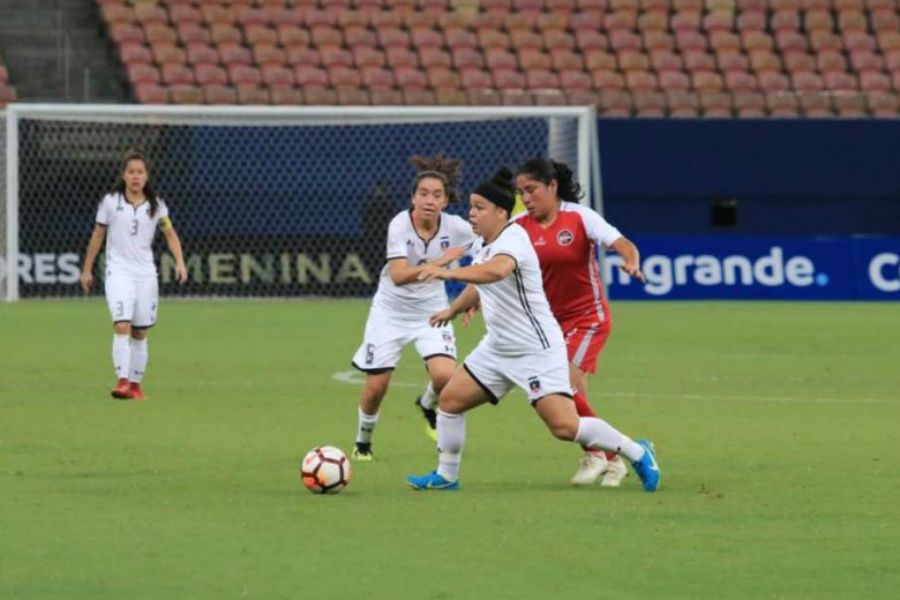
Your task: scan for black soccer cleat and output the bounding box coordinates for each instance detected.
[414,397,438,442]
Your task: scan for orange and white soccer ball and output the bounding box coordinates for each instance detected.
[300,446,352,494]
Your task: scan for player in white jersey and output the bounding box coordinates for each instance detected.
[406,168,660,492]
[80,149,187,401]
[350,156,478,460]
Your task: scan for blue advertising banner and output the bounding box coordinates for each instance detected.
[604,235,900,301]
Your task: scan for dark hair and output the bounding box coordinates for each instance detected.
[114,148,160,217]
[473,166,516,216]
[516,158,584,203]
[409,155,462,204]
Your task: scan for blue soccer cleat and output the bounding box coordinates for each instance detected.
[406,470,459,491]
[631,439,661,492]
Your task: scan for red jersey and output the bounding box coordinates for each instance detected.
[515,201,623,325]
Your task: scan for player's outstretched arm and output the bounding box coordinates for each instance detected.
[610,237,645,283]
[161,223,188,284]
[429,284,480,327]
[80,224,107,293]
[419,255,515,285]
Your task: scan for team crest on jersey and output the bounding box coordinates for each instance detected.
[440,236,450,249]
[528,376,542,393]
[556,229,574,246]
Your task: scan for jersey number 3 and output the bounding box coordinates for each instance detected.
[130,219,138,236]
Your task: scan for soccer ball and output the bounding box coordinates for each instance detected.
[300,445,352,494]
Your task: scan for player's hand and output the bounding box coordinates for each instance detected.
[175,262,188,284]
[439,246,465,265]
[618,262,646,284]
[429,307,456,327]
[418,265,446,282]
[80,271,93,293]
[462,303,480,328]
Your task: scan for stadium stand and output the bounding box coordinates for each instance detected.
[88,0,900,116]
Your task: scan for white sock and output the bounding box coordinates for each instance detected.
[112,334,131,380]
[436,409,465,481]
[574,417,645,462]
[356,408,379,444]
[129,338,148,382]
[419,381,438,410]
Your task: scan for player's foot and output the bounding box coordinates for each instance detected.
[352,442,373,462]
[110,378,132,399]
[414,397,438,442]
[570,452,607,486]
[129,382,145,401]
[631,439,660,492]
[600,455,628,487]
[406,470,459,491]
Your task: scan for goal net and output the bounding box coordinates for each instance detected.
[3,105,598,301]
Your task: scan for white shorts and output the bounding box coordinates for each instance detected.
[105,271,159,328]
[351,307,456,372]
[463,340,573,405]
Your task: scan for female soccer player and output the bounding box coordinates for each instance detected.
[515,158,645,487]
[350,156,477,460]
[80,149,187,400]
[406,168,659,492]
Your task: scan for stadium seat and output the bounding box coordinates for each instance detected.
[518,49,552,70]
[134,3,167,26]
[386,47,418,69]
[584,50,617,70]
[245,25,278,46]
[369,89,405,105]
[428,67,461,90]
[592,70,627,89]
[289,70,327,99]
[195,64,228,87]
[120,42,152,65]
[559,70,593,90]
[394,67,428,89]
[485,49,518,71]
[214,64,256,92]
[237,87,272,105]
[269,86,303,106]
[452,47,485,70]
[532,89,568,106]
[404,88,438,105]
[378,28,411,49]
[354,47,386,68]
[361,67,395,90]
[204,85,239,105]
[665,89,700,116]
[634,90,666,116]
[262,64,295,88]
[766,91,800,117]
[566,88,602,108]
[303,87,339,104]
[287,46,320,66]
[162,63,194,86]
[170,85,204,105]
[134,82,167,104]
[253,44,286,67]
[177,23,210,46]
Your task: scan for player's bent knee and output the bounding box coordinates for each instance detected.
[549,423,577,441]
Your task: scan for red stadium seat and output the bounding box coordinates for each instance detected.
[286,46,320,66]
[370,89,405,105]
[294,65,329,87]
[216,45,251,67]
[485,49,518,71]
[659,70,691,90]
[532,89,569,106]
[666,90,700,117]
[452,47,485,70]
[394,67,428,89]
[134,3,167,26]
[329,66,362,88]
[592,70,626,89]
[361,66,395,89]
[725,71,759,91]
[734,91,767,117]
[526,69,560,89]
[354,47,386,68]
[405,88,439,105]
[119,42,152,65]
[177,23,210,46]
[566,89,602,108]
[749,50,782,73]
[271,87,304,106]
[253,43,286,67]
[518,49,552,70]
[428,67,461,89]
[758,70,791,92]
[791,71,825,91]
[692,70,725,91]
[204,85,239,105]
[618,50,649,71]
[559,70,593,90]
[245,25,278,46]
[127,63,161,85]
[134,82,167,104]
[378,27,411,49]
[262,64,295,88]
[766,91,800,117]
[304,88,339,104]
[683,50,716,71]
[651,50,684,72]
[337,88,371,105]
[493,68,527,89]
[194,64,228,87]
[161,63,194,86]
[228,64,262,87]
[237,87,272,105]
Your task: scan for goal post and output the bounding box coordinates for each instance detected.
[3,104,601,301]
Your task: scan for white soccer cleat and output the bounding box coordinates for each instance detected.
[600,455,628,487]
[570,452,608,486]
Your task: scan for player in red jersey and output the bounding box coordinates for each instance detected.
[514,158,645,487]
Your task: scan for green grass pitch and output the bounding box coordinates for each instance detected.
[1,300,898,599]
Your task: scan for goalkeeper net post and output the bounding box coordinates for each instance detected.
[3,104,600,301]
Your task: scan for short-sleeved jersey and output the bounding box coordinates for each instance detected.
[515,201,622,325]
[470,223,565,356]
[371,210,477,319]
[95,193,169,279]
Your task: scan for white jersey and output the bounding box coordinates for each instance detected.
[371,210,477,319]
[471,223,565,355]
[95,193,169,279]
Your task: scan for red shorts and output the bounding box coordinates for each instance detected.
[560,315,611,375]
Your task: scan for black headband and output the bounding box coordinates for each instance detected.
[473,181,515,213]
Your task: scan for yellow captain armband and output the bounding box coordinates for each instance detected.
[159,216,173,230]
